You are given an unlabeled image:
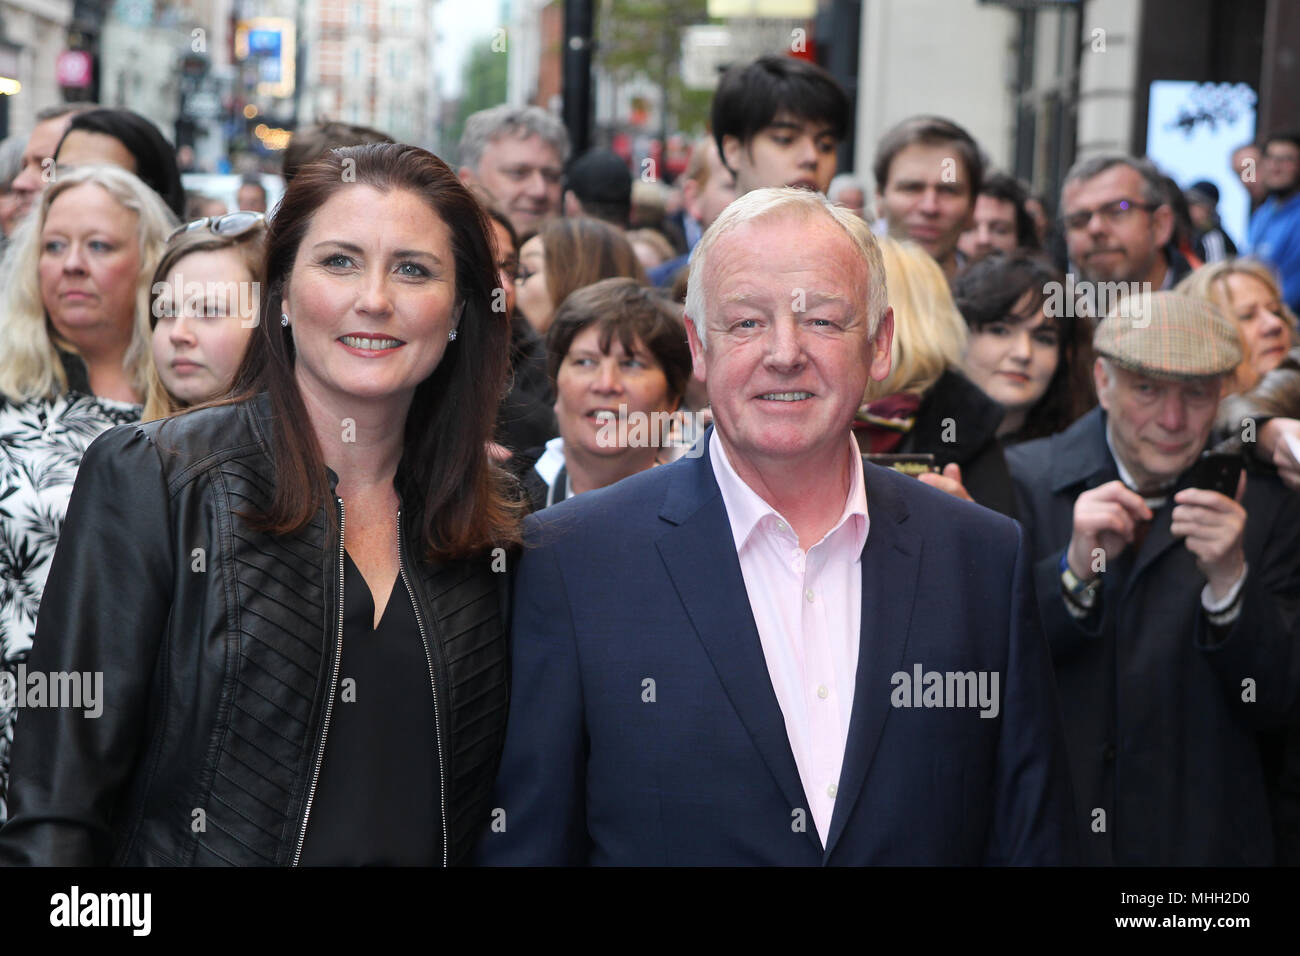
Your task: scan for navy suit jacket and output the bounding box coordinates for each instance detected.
[476,436,1077,864]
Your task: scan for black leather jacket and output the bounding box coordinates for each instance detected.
[0,395,509,866]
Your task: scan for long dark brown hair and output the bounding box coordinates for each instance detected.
[228,142,521,559]
[538,217,646,311]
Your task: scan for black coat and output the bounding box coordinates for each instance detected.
[495,315,557,455]
[1006,408,1300,864]
[0,396,510,866]
[896,369,1017,518]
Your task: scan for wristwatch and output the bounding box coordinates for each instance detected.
[1059,550,1101,608]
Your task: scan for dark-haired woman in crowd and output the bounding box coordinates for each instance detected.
[55,108,187,218]
[515,217,645,335]
[515,277,691,511]
[143,211,267,420]
[0,165,175,824]
[0,144,520,865]
[953,249,1096,445]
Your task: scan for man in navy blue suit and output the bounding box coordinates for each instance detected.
[476,187,1077,865]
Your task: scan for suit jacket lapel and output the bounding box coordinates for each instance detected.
[655,442,820,853]
[822,464,921,859]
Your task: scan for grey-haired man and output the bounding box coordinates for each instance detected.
[458,105,570,236]
[1007,291,1300,865]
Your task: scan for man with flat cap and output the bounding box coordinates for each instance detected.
[1007,291,1300,865]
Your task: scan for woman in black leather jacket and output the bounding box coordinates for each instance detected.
[0,144,522,866]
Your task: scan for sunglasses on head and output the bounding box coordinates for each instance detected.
[167,211,265,243]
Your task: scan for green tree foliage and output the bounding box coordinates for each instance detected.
[444,37,509,160]
[598,0,713,136]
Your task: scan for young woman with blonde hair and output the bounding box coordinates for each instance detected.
[852,235,1017,516]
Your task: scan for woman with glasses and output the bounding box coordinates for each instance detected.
[0,144,521,866]
[514,217,645,335]
[0,165,176,823]
[143,211,267,420]
[476,198,558,457]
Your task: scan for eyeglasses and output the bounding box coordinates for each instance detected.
[1061,199,1156,232]
[167,211,266,243]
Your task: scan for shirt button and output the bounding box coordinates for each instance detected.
[817,685,829,700]
[827,784,838,798]
[805,589,815,603]
[776,521,787,533]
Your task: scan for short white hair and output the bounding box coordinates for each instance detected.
[683,186,888,348]
[828,173,867,201]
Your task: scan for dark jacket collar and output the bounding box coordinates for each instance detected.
[1164,244,1194,288]
[910,369,1004,459]
[1048,407,1117,494]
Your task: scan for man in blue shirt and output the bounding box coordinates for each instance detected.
[1248,131,1300,313]
[649,137,737,288]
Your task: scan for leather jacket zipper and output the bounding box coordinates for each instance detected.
[292,496,346,866]
[397,509,449,867]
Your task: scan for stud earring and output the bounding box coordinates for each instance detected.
[448,328,458,342]
[281,314,289,327]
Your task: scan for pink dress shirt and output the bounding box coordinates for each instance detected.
[710,430,869,846]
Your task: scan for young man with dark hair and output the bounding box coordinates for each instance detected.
[710,54,850,197]
[874,115,985,280]
[1248,131,1300,314]
[957,171,1039,261]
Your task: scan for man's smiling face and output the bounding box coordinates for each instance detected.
[686,208,892,473]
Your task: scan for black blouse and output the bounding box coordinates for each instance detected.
[299,551,441,865]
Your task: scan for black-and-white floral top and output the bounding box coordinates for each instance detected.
[0,391,140,823]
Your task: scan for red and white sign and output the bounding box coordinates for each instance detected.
[56,51,93,88]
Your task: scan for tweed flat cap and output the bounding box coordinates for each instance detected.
[1093,291,1242,379]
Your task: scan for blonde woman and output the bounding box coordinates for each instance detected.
[1175,257,1298,393]
[1180,259,1300,492]
[853,235,1017,515]
[0,164,175,824]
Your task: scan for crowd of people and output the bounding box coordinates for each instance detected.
[0,51,1298,867]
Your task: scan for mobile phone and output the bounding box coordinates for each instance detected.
[865,453,939,477]
[1184,453,1243,497]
